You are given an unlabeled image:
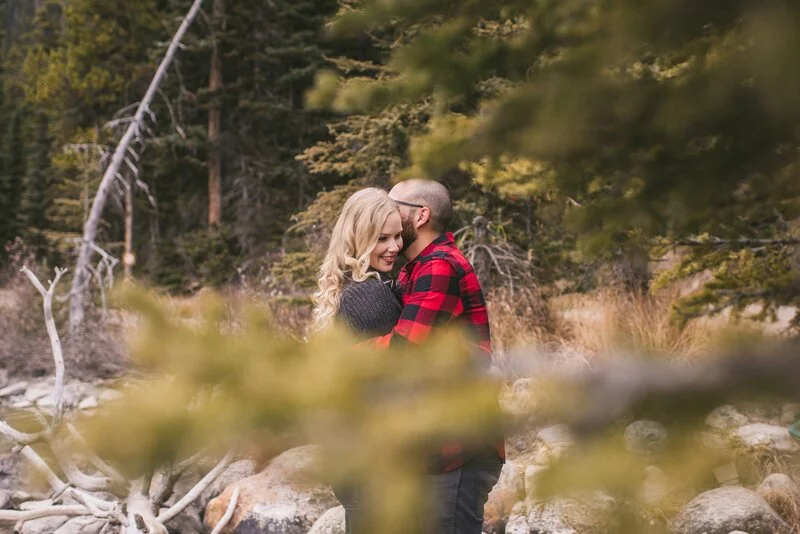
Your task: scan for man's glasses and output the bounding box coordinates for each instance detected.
[392,198,425,209]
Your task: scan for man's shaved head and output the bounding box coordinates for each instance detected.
[390,179,453,232]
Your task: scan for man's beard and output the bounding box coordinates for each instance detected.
[400,213,417,253]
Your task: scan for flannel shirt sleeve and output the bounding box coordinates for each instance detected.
[374,258,463,348]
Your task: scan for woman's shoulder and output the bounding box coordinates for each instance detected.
[341,276,394,299]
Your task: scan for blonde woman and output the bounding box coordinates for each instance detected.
[312,187,403,534]
[312,187,403,338]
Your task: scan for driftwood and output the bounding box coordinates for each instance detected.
[69,0,206,335]
[0,267,234,533]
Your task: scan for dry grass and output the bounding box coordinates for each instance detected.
[0,271,128,380]
[551,289,772,361]
[759,483,800,533]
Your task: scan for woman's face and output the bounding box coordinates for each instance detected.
[369,211,403,272]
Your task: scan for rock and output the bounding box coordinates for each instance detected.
[160,467,204,533]
[0,454,23,491]
[670,486,790,534]
[24,378,54,403]
[706,405,750,431]
[624,420,667,458]
[37,381,92,410]
[756,473,800,499]
[756,473,800,524]
[734,424,800,454]
[532,425,575,465]
[638,466,669,507]
[735,403,780,425]
[205,445,338,534]
[524,464,548,500]
[504,502,530,534]
[501,378,542,416]
[483,461,524,534]
[199,459,257,511]
[537,425,575,449]
[0,489,10,509]
[697,431,735,462]
[53,517,106,534]
[307,505,345,534]
[526,492,618,534]
[78,396,98,411]
[728,531,750,534]
[20,515,70,534]
[163,509,204,534]
[98,389,122,403]
[713,462,740,486]
[0,368,8,389]
[638,465,690,518]
[780,404,800,425]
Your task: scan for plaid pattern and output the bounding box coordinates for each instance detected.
[375,232,505,471]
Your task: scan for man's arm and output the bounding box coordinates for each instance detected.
[374,258,463,348]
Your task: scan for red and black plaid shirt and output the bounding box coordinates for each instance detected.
[375,232,505,471]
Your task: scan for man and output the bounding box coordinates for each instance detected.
[376,179,505,534]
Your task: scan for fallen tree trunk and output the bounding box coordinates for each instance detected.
[69,0,207,335]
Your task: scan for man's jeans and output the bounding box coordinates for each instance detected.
[336,447,503,534]
[430,447,503,534]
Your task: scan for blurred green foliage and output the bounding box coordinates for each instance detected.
[82,287,505,533]
[308,0,800,320]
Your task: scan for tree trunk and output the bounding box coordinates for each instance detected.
[207,0,224,227]
[69,0,207,335]
[123,176,134,281]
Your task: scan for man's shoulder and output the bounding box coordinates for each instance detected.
[418,243,474,275]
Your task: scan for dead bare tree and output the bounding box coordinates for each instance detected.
[0,266,237,533]
[454,215,535,294]
[69,0,207,335]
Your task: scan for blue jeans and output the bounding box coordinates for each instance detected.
[336,448,503,534]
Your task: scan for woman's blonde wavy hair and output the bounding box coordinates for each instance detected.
[311,188,399,331]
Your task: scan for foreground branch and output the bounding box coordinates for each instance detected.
[0,505,88,522]
[674,236,800,247]
[511,341,800,437]
[21,266,67,426]
[210,487,240,534]
[157,450,235,524]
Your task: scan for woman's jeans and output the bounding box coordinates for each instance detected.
[334,447,503,534]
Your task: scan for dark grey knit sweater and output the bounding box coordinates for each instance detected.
[338,275,402,338]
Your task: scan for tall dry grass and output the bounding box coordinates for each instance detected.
[554,290,712,359]
[555,289,776,360]
[487,287,775,381]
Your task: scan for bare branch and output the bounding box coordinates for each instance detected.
[0,421,45,445]
[66,423,126,485]
[51,441,113,492]
[157,450,235,524]
[20,445,70,493]
[210,487,240,534]
[157,89,187,140]
[21,267,67,426]
[150,466,175,507]
[0,505,88,522]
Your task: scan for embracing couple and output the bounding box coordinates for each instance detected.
[311,179,505,534]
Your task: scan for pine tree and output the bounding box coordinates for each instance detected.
[18,113,52,259]
[310,0,800,320]
[0,107,26,251]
